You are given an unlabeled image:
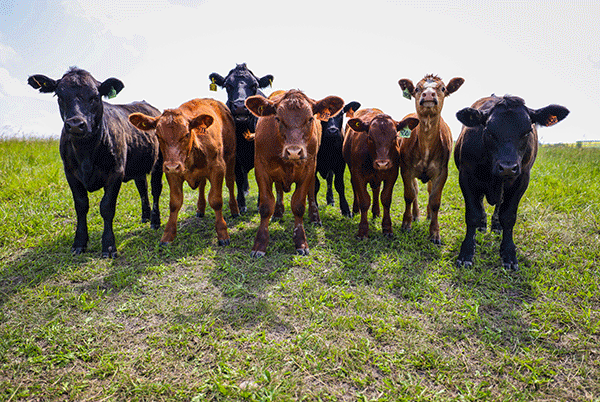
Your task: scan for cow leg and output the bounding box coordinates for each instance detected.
[401,172,419,231]
[371,182,380,219]
[334,164,351,217]
[252,177,274,257]
[208,170,229,246]
[196,177,207,218]
[314,173,321,209]
[99,178,123,258]
[352,174,370,239]
[225,158,240,218]
[291,184,309,255]
[149,162,163,229]
[326,170,335,206]
[498,178,529,270]
[307,173,321,226]
[272,182,285,221]
[134,176,151,224]
[426,170,448,245]
[235,161,247,214]
[457,172,486,267]
[66,174,90,255]
[380,177,396,238]
[161,174,184,245]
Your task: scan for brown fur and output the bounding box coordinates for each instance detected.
[245,90,344,256]
[129,98,238,245]
[343,108,419,239]
[398,74,464,244]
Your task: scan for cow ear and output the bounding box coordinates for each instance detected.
[245,95,276,117]
[129,113,159,131]
[190,114,214,134]
[209,72,226,87]
[456,107,487,127]
[99,78,124,99]
[348,118,368,132]
[314,96,344,121]
[398,79,415,98]
[258,74,274,88]
[343,101,361,118]
[529,104,569,127]
[397,117,419,131]
[28,75,58,93]
[445,77,465,95]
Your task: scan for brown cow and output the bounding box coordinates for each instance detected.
[398,74,464,244]
[129,98,238,246]
[343,109,419,239]
[245,89,344,257]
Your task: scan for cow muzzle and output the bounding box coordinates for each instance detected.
[64,116,89,136]
[373,159,393,171]
[283,145,307,160]
[163,161,185,174]
[419,90,438,107]
[495,161,520,178]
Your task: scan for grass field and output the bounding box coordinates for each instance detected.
[0,139,598,401]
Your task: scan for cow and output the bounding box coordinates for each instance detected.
[343,109,419,239]
[129,98,238,246]
[209,63,274,213]
[398,74,464,244]
[316,101,361,217]
[454,94,569,269]
[27,67,162,258]
[245,89,344,257]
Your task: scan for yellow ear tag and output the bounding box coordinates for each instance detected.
[258,105,264,115]
[546,115,558,126]
[398,127,412,138]
[269,78,273,87]
[402,88,412,100]
[209,78,217,92]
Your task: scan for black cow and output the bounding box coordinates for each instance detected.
[28,67,162,258]
[209,63,274,213]
[454,94,569,269]
[315,101,361,217]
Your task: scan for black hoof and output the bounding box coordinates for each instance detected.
[456,259,473,268]
[71,246,86,255]
[296,248,310,256]
[150,223,160,230]
[101,247,118,259]
[196,212,205,218]
[218,239,230,247]
[251,250,265,258]
[502,262,519,271]
[231,213,240,219]
[159,241,170,247]
[383,232,394,239]
[239,206,248,214]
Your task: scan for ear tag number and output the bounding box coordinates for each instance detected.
[209,78,217,91]
[108,87,117,99]
[547,115,558,126]
[398,127,412,138]
[402,88,412,100]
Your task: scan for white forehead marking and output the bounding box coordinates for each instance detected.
[423,81,439,89]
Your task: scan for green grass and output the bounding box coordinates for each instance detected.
[0,139,599,401]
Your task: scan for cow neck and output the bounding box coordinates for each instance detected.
[69,122,106,173]
[415,112,442,153]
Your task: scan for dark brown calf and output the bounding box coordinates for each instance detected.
[343,109,419,239]
[398,74,464,244]
[129,98,238,245]
[245,89,344,257]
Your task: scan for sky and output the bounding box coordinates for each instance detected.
[0,0,598,143]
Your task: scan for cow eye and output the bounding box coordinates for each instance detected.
[415,87,421,92]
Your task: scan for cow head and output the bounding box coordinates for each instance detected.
[28,68,124,139]
[209,63,273,121]
[129,110,213,175]
[321,101,361,139]
[246,90,344,161]
[457,95,569,178]
[399,74,464,117]
[348,114,419,171]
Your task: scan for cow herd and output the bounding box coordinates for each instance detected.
[27,64,569,270]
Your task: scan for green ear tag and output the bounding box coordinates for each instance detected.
[209,78,217,91]
[402,88,412,100]
[398,127,412,138]
[107,87,117,99]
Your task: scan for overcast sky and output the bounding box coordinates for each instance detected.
[0,0,598,143]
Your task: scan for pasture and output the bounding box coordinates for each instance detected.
[0,138,598,401]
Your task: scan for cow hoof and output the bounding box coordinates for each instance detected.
[239,206,248,214]
[159,241,171,247]
[218,239,230,247]
[101,248,118,259]
[231,213,240,219]
[503,262,519,271]
[251,250,265,258]
[296,248,310,256]
[271,216,283,222]
[71,246,86,255]
[196,212,205,218]
[383,232,394,239]
[311,220,322,227]
[150,223,160,230]
[430,237,442,245]
[456,259,473,268]
[342,210,352,218]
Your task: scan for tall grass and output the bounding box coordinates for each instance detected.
[0,138,598,401]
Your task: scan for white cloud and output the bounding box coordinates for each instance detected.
[0,42,18,64]
[0,68,33,97]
